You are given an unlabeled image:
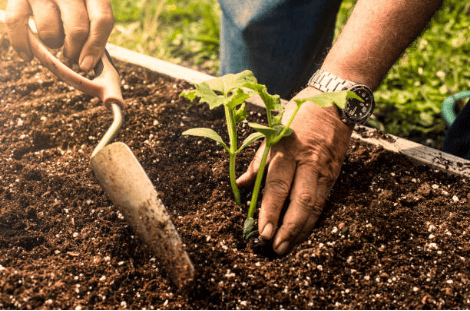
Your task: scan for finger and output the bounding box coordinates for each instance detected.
[29,0,64,48]
[79,0,114,71]
[273,165,324,255]
[258,151,295,241]
[236,140,267,188]
[292,180,330,247]
[53,0,89,62]
[292,213,319,247]
[5,0,33,60]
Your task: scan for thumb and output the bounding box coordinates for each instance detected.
[236,140,268,188]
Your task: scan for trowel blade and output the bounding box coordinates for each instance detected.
[90,142,194,290]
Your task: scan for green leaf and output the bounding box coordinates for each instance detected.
[180,90,197,102]
[238,132,264,153]
[182,128,229,151]
[234,103,249,124]
[241,81,265,93]
[271,112,283,126]
[192,82,226,109]
[260,89,283,112]
[206,70,257,94]
[273,124,293,137]
[242,82,283,112]
[248,122,277,138]
[243,217,258,239]
[294,90,362,109]
[226,89,251,110]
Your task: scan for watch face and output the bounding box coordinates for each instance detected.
[344,85,375,123]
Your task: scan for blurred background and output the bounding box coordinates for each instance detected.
[0,0,469,148]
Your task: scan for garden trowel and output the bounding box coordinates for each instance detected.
[26,29,194,290]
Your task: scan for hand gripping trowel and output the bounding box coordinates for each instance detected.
[27,30,195,290]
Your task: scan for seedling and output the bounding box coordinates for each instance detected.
[180,70,262,205]
[180,70,362,239]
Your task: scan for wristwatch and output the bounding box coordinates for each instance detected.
[308,69,375,126]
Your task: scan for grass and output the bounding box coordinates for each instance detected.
[371,0,470,143]
[1,0,468,145]
[107,0,468,145]
[109,0,220,75]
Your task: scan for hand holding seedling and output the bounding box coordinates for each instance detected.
[5,0,113,71]
[181,71,361,255]
[237,86,357,255]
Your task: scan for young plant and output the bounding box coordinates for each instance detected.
[180,69,362,239]
[180,70,263,205]
[241,89,363,239]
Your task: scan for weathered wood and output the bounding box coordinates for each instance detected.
[352,126,470,178]
[106,44,214,85]
[2,9,469,178]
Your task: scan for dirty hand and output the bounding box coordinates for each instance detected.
[237,86,353,255]
[5,0,114,71]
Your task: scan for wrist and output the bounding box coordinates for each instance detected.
[319,64,377,92]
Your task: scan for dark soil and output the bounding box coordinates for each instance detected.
[2,33,470,310]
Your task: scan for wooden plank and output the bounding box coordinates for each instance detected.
[352,126,470,177]
[105,44,214,85]
[2,10,469,178]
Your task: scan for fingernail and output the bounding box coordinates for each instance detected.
[260,223,274,240]
[80,55,94,71]
[275,241,290,255]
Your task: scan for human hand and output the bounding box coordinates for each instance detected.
[5,0,114,71]
[237,86,353,255]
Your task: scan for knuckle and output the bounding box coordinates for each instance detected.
[93,14,114,32]
[311,202,324,218]
[295,192,314,208]
[266,178,291,196]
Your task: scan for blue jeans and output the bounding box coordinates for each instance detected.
[218,0,343,99]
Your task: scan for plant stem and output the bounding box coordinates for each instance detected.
[229,152,241,205]
[266,108,273,128]
[246,105,301,218]
[247,143,271,218]
[271,104,301,145]
[225,104,241,205]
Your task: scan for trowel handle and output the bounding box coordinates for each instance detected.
[27,28,124,109]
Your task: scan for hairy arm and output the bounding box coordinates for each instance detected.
[239,0,445,255]
[321,0,444,90]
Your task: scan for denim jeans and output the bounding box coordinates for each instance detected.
[218,0,343,99]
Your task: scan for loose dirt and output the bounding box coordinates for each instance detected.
[2,33,470,309]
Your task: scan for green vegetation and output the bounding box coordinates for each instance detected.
[107,0,470,144]
[106,0,468,144]
[180,70,259,206]
[109,0,220,74]
[372,1,470,140]
[0,0,467,143]
[180,70,360,238]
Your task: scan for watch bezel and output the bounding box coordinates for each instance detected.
[343,84,375,125]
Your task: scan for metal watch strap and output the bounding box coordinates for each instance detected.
[308,69,357,93]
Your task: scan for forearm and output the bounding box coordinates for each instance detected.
[321,0,443,90]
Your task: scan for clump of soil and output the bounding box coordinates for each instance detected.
[1,33,470,309]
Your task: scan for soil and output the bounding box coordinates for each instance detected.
[2,33,470,310]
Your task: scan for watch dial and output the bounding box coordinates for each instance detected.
[344,85,375,123]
